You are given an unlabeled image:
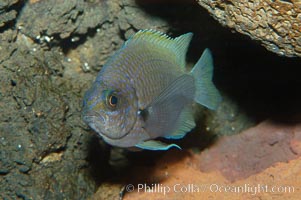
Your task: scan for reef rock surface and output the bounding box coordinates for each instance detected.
[197,0,301,57]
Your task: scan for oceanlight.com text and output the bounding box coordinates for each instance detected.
[125,183,295,196]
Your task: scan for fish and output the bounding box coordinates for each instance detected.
[82,29,222,151]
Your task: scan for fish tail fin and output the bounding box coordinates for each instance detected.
[190,48,222,110]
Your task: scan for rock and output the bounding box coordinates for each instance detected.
[0,5,96,199]
[197,0,301,57]
[0,0,20,28]
[118,0,169,39]
[198,120,301,181]
[91,183,124,200]
[0,43,94,198]
[17,0,110,44]
[205,95,255,136]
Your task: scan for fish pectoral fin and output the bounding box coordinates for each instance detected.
[164,107,196,139]
[135,140,181,151]
[144,74,195,138]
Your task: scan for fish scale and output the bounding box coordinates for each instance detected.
[132,58,182,108]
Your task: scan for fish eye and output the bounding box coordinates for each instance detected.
[109,94,118,107]
[105,91,118,109]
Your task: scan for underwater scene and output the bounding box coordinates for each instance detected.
[1,0,301,199]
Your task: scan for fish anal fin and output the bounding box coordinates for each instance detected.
[135,140,181,150]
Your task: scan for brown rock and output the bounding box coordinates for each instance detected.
[198,120,301,182]
[197,0,301,57]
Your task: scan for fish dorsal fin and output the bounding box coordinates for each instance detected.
[126,29,193,69]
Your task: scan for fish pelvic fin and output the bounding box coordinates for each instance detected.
[190,48,222,110]
[127,29,193,69]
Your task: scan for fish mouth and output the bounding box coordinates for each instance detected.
[82,110,131,140]
[82,110,105,125]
